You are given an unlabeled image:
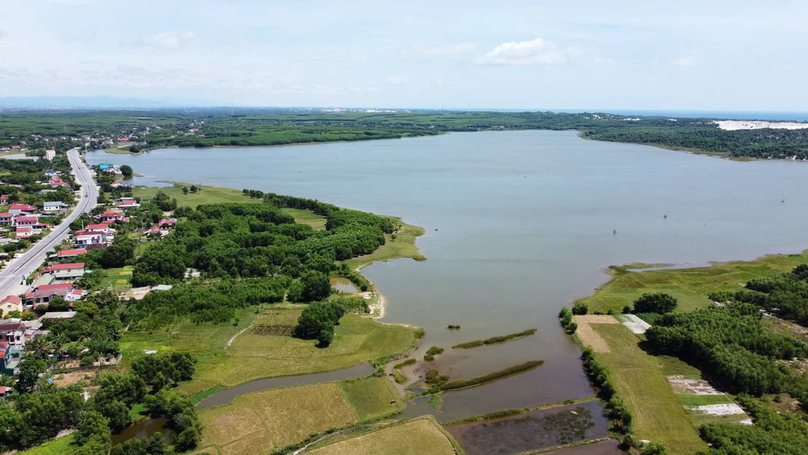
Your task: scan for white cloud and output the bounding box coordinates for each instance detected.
[0,29,6,39]
[131,31,198,49]
[476,38,578,65]
[670,55,697,66]
[399,43,479,59]
[386,76,408,85]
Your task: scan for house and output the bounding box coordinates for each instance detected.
[0,213,13,226]
[43,201,68,212]
[44,150,55,161]
[0,342,21,376]
[65,289,87,302]
[15,226,33,239]
[75,233,110,247]
[158,218,177,229]
[25,282,74,306]
[42,263,86,280]
[44,170,60,177]
[86,224,116,235]
[58,249,87,259]
[116,199,140,210]
[111,180,128,188]
[0,195,8,204]
[8,204,37,215]
[95,208,126,223]
[147,226,160,236]
[0,322,25,346]
[0,295,22,316]
[15,215,39,227]
[39,311,77,321]
[98,164,112,170]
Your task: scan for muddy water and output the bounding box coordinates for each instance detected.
[446,400,610,455]
[196,363,373,409]
[111,417,172,446]
[330,277,359,293]
[88,130,808,420]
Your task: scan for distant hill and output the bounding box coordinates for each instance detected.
[0,96,221,109]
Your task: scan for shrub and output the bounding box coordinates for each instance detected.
[572,303,589,315]
[633,293,678,314]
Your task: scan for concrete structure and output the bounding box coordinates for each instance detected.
[43,201,68,212]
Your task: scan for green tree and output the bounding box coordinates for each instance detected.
[301,271,331,302]
[15,356,46,393]
[572,302,589,315]
[120,165,133,176]
[73,411,110,446]
[633,293,678,314]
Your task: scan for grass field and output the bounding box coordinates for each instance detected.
[19,434,75,455]
[339,377,404,422]
[344,219,425,269]
[588,323,706,454]
[121,305,420,396]
[212,308,420,388]
[578,251,808,314]
[99,265,133,289]
[305,416,458,455]
[198,383,358,455]
[133,183,261,208]
[282,207,327,230]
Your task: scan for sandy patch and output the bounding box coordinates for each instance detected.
[667,377,724,395]
[574,315,619,324]
[621,314,651,334]
[694,404,746,416]
[714,120,808,131]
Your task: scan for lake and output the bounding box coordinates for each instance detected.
[87,130,808,419]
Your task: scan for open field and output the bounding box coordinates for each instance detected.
[99,265,133,289]
[19,434,75,455]
[589,323,706,454]
[344,219,425,269]
[198,383,358,455]
[578,251,808,314]
[339,377,404,422]
[122,305,420,396]
[216,310,420,387]
[282,207,327,230]
[133,182,261,208]
[305,416,458,455]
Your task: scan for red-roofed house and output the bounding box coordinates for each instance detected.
[116,199,140,209]
[15,226,32,239]
[158,218,177,229]
[15,215,39,227]
[0,296,22,316]
[0,213,13,226]
[86,224,116,234]
[42,263,86,280]
[111,180,128,188]
[75,233,110,248]
[26,283,74,306]
[95,209,126,223]
[66,289,87,302]
[58,249,87,258]
[8,204,36,215]
[0,195,8,204]
[0,322,24,345]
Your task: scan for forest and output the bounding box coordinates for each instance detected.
[2,108,807,159]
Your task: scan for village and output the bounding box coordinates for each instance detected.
[0,160,179,397]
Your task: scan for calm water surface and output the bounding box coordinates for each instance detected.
[88,130,808,417]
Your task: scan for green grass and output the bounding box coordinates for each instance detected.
[677,395,733,406]
[281,207,327,230]
[343,219,426,269]
[121,306,420,396]
[339,377,404,422]
[133,183,261,208]
[579,251,808,314]
[99,265,133,290]
[305,416,458,455]
[590,323,706,454]
[658,355,702,379]
[19,434,75,455]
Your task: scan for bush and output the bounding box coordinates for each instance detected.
[622,305,632,314]
[633,293,678,314]
[572,303,588,315]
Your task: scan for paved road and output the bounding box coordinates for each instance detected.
[0,148,98,298]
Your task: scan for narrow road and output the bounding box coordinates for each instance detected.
[0,148,98,298]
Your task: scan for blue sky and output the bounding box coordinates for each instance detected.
[1,0,807,110]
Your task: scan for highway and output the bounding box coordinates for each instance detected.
[0,148,98,298]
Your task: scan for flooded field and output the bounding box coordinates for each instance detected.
[445,401,610,455]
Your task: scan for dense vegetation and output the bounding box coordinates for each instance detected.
[646,303,808,398]
[451,329,537,349]
[711,265,808,326]
[3,109,808,159]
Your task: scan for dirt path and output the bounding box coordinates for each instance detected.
[574,315,618,353]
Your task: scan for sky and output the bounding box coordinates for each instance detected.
[1,0,807,110]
